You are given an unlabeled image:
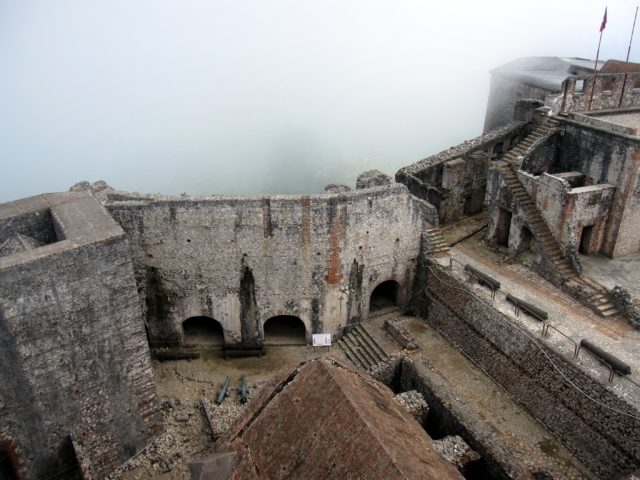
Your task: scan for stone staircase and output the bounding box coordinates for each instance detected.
[496,118,619,318]
[495,161,577,281]
[337,324,389,370]
[425,227,450,255]
[574,276,619,317]
[502,119,558,164]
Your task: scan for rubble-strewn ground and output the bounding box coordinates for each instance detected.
[107,346,328,479]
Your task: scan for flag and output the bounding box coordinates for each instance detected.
[600,7,608,32]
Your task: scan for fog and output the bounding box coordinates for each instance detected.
[1,1,639,201]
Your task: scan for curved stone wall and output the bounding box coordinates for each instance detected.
[107,184,436,347]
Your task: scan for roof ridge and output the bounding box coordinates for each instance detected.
[321,359,413,479]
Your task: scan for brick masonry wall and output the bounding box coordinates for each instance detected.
[0,235,162,479]
[420,261,640,478]
[107,185,430,347]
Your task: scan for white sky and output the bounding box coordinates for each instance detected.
[1,1,639,200]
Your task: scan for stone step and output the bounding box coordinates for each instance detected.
[342,335,371,368]
[599,306,619,317]
[352,329,385,364]
[337,340,365,369]
[355,325,389,361]
[348,334,377,367]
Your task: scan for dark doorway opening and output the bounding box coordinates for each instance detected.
[183,316,224,346]
[370,280,400,312]
[518,226,535,254]
[492,143,504,159]
[494,208,512,247]
[263,316,306,345]
[463,191,484,216]
[579,225,594,255]
[0,450,17,480]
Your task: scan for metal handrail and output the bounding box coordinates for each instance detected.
[435,257,638,393]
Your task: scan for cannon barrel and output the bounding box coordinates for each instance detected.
[464,264,501,290]
[216,376,231,405]
[580,339,631,375]
[506,294,548,321]
[239,375,249,404]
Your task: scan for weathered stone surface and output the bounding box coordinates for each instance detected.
[355,169,392,189]
[0,192,162,480]
[396,121,528,225]
[393,390,429,424]
[0,233,42,257]
[106,186,436,348]
[217,357,463,480]
[323,183,351,193]
[384,318,419,350]
[419,261,640,478]
[432,435,481,471]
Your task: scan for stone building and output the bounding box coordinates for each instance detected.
[484,56,640,133]
[1,55,640,479]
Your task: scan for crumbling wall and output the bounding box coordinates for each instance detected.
[556,118,640,257]
[418,261,640,478]
[0,193,161,480]
[396,122,527,225]
[107,185,431,347]
[518,171,615,255]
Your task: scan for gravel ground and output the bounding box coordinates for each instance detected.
[107,346,326,479]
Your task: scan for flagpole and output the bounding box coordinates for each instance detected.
[589,7,607,111]
[618,6,638,108]
[588,30,604,111]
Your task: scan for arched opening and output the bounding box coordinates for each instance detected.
[183,316,224,346]
[370,280,400,312]
[263,316,306,345]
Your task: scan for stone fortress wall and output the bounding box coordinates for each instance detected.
[0,193,162,479]
[106,184,436,348]
[3,59,640,479]
[418,260,640,478]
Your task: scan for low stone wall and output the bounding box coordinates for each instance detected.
[384,319,419,350]
[419,260,640,478]
[367,354,403,390]
[609,286,640,330]
[396,121,529,224]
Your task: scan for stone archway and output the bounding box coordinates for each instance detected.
[369,280,400,313]
[182,316,224,346]
[263,316,306,346]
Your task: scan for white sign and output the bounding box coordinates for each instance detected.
[312,333,332,347]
